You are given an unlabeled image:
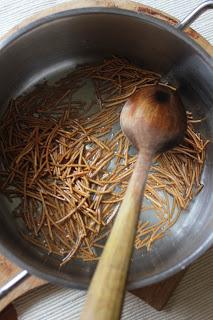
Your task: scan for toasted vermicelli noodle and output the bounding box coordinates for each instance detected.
[0,57,208,265]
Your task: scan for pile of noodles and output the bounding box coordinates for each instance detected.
[0,57,208,265]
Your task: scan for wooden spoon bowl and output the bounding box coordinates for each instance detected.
[121,85,186,155]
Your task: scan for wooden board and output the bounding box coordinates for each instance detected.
[0,305,17,320]
[0,0,211,317]
[0,254,186,315]
[0,256,46,312]
[0,270,184,320]
[0,269,187,320]
[131,270,186,310]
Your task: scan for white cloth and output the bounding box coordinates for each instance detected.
[0,1,213,319]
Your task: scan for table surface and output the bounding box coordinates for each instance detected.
[0,1,213,319]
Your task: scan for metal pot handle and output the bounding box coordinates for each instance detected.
[0,270,29,299]
[177,0,213,30]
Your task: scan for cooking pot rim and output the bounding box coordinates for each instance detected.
[0,6,212,289]
[0,228,212,290]
[0,7,212,65]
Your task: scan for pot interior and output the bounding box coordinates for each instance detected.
[0,9,212,289]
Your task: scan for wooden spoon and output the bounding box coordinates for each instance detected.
[81,84,187,320]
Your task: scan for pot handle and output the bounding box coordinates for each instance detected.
[0,270,29,299]
[177,0,213,30]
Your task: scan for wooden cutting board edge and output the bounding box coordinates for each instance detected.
[0,254,187,313]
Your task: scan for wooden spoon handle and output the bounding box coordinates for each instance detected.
[81,153,152,320]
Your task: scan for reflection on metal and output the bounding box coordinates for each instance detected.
[0,270,29,299]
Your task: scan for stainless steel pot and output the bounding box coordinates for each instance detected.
[0,0,213,297]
